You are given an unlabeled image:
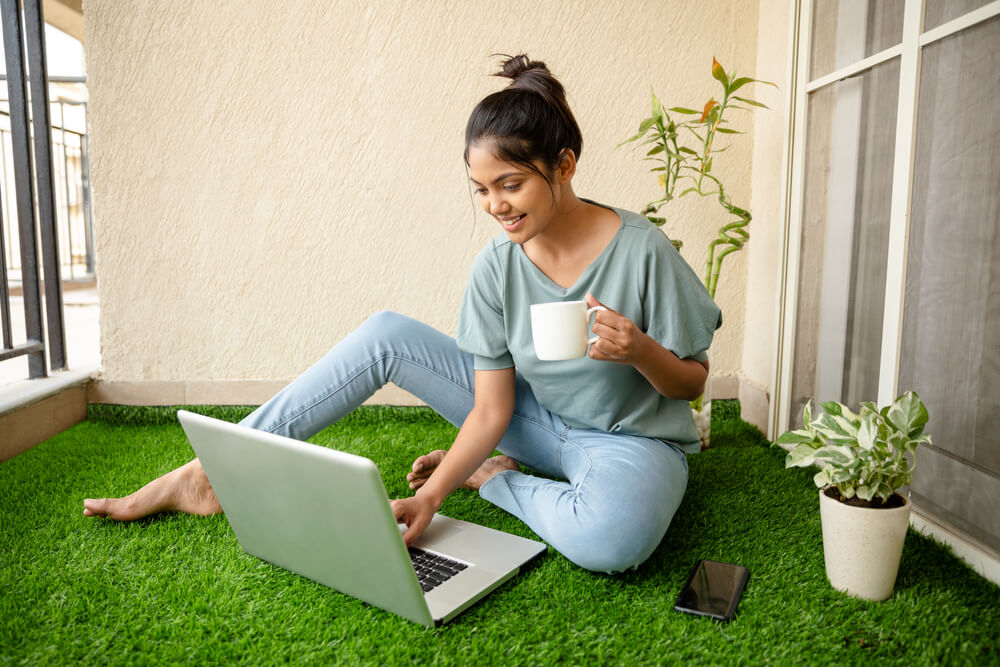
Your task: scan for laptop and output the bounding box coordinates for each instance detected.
[177,410,547,627]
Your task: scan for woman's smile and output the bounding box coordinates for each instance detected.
[498,213,527,231]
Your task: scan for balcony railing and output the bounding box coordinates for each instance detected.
[0,0,69,378]
[1,86,94,284]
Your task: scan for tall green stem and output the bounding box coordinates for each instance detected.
[704,191,751,299]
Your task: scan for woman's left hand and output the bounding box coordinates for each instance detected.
[585,293,647,365]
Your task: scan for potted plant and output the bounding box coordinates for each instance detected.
[619,58,775,449]
[775,391,932,601]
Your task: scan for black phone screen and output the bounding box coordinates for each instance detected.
[674,559,749,622]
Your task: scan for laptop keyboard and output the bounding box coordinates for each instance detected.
[408,547,468,593]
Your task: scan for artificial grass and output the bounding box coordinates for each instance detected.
[1,401,997,665]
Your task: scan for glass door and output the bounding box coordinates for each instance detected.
[775,0,1000,556]
[898,13,1000,554]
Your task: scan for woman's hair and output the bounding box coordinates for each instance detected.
[464,54,583,184]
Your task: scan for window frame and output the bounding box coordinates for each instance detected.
[769,0,1000,436]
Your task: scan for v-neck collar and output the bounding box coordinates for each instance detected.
[516,200,625,294]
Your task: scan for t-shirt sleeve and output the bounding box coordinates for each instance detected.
[456,243,515,370]
[642,230,722,360]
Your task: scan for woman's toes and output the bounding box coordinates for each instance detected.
[82,496,139,521]
[411,449,447,474]
[405,450,448,489]
[83,498,123,518]
[407,449,447,481]
[82,500,105,517]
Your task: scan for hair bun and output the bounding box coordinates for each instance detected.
[492,53,567,103]
[494,54,550,81]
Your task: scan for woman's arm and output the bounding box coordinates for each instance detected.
[630,335,709,400]
[586,293,709,401]
[391,367,516,546]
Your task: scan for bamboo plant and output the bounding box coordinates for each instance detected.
[619,58,775,299]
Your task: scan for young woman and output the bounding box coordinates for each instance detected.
[84,55,721,574]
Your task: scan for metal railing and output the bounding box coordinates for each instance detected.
[1,97,94,283]
[0,0,66,378]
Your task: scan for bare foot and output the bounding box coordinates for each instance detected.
[83,458,222,521]
[406,449,520,491]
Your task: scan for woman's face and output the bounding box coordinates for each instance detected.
[467,142,562,245]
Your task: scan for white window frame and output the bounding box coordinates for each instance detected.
[769,0,1000,436]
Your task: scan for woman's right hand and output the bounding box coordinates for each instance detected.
[390,491,442,547]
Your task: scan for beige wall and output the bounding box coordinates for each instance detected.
[85,0,763,404]
[740,0,792,433]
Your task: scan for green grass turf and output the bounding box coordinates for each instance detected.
[1,401,998,665]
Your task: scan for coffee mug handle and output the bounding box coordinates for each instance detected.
[586,306,607,345]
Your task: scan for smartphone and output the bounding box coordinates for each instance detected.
[674,559,749,622]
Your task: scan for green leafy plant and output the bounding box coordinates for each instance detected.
[621,58,775,418]
[775,391,932,505]
[619,58,775,299]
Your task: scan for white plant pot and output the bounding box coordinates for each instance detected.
[691,400,711,450]
[818,488,911,601]
[690,374,711,450]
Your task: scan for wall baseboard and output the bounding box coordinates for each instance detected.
[86,380,423,407]
[709,374,739,401]
[87,376,750,410]
[737,374,771,437]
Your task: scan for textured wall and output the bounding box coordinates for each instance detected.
[740,0,791,432]
[85,0,759,392]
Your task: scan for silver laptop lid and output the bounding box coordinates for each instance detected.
[177,410,433,627]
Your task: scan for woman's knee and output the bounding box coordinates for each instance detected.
[360,310,414,339]
[553,447,685,573]
[335,311,416,357]
[556,514,666,574]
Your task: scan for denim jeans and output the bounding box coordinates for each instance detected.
[239,311,689,573]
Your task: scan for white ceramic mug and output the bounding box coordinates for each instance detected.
[530,300,607,361]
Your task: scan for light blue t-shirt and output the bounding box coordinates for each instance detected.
[456,202,722,452]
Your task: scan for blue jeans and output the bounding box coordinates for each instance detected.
[239,311,689,573]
